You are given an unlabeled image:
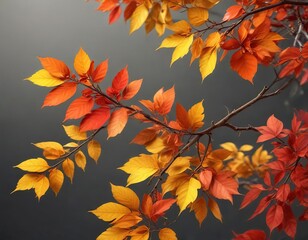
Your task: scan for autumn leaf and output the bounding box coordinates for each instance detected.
[49,169,64,196]
[159,228,177,240]
[122,79,143,100]
[130,4,149,34]
[131,128,157,145]
[74,48,91,77]
[64,96,94,121]
[162,173,189,196]
[199,169,213,190]
[240,186,263,209]
[230,51,257,83]
[96,227,130,240]
[118,154,160,186]
[111,67,129,94]
[107,108,128,138]
[166,156,190,176]
[223,5,245,21]
[256,114,285,142]
[90,202,131,222]
[87,139,101,163]
[33,175,50,200]
[38,57,70,79]
[176,177,201,213]
[62,158,74,183]
[109,6,121,24]
[75,150,86,171]
[63,125,87,141]
[266,204,284,233]
[42,82,77,107]
[91,59,108,83]
[97,0,119,12]
[151,198,176,222]
[145,137,165,153]
[111,184,140,211]
[233,229,266,240]
[191,197,207,226]
[112,213,142,229]
[33,141,65,160]
[79,107,110,132]
[14,158,50,172]
[208,198,222,222]
[130,225,149,240]
[187,7,208,26]
[25,69,64,87]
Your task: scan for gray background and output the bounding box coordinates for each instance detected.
[0,0,307,239]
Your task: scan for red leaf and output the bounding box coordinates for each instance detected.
[151,198,176,222]
[233,229,266,240]
[64,96,94,121]
[42,82,77,107]
[281,205,297,238]
[220,39,240,50]
[124,1,137,21]
[230,51,258,82]
[80,107,111,132]
[92,59,108,83]
[38,57,70,79]
[256,114,284,142]
[141,194,153,219]
[111,67,129,93]
[109,6,121,24]
[276,184,290,202]
[266,204,284,233]
[122,79,143,100]
[299,208,308,221]
[249,195,271,220]
[199,169,213,190]
[240,187,263,209]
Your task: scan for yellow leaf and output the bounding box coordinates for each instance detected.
[97,227,130,240]
[188,100,204,131]
[130,4,149,34]
[75,150,86,171]
[252,146,272,167]
[176,177,201,213]
[63,142,79,148]
[145,137,165,153]
[167,20,191,35]
[190,37,204,64]
[162,173,188,196]
[49,169,64,196]
[187,7,209,26]
[220,142,238,152]
[130,225,149,240]
[159,228,177,240]
[33,141,65,160]
[63,125,87,140]
[107,108,128,138]
[208,198,222,222]
[191,197,207,226]
[158,34,187,49]
[90,202,131,222]
[25,69,63,87]
[74,48,91,76]
[166,157,190,176]
[204,32,221,48]
[111,184,140,211]
[62,158,75,183]
[87,139,101,163]
[194,0,220,9]
[118,154,160,186]
[34,175,49,200]
[12,173,41,193]
[239,144,254,152]
[199,47,218,80]
[171,34,194,65]
[14,158,50,172]
[112,213,142,228]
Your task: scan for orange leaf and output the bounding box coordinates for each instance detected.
[64,96,94,121]
[42,82,77,107]
[62,158,74,183]
[38,57,70,79]
[176,103,190,130]
[230,51,257,82]
[124,1,137,21]
[191,197,207,226]
[111,67,129,94]
[107,108,128,138]
[151,198,176,222]
[199,169,213,190]
[97,0,118,12]
[159,228,177,240]
[122,79,143,100]
[154,86,175,115]
[223,5,244,21]
[131,128,157,145]
[80,107,111,132]
[92,59,108,83]
[109,6,121,24]
[49,169,64,196]
[208,198,222,222]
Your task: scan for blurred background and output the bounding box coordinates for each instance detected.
[0,0,307,239]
